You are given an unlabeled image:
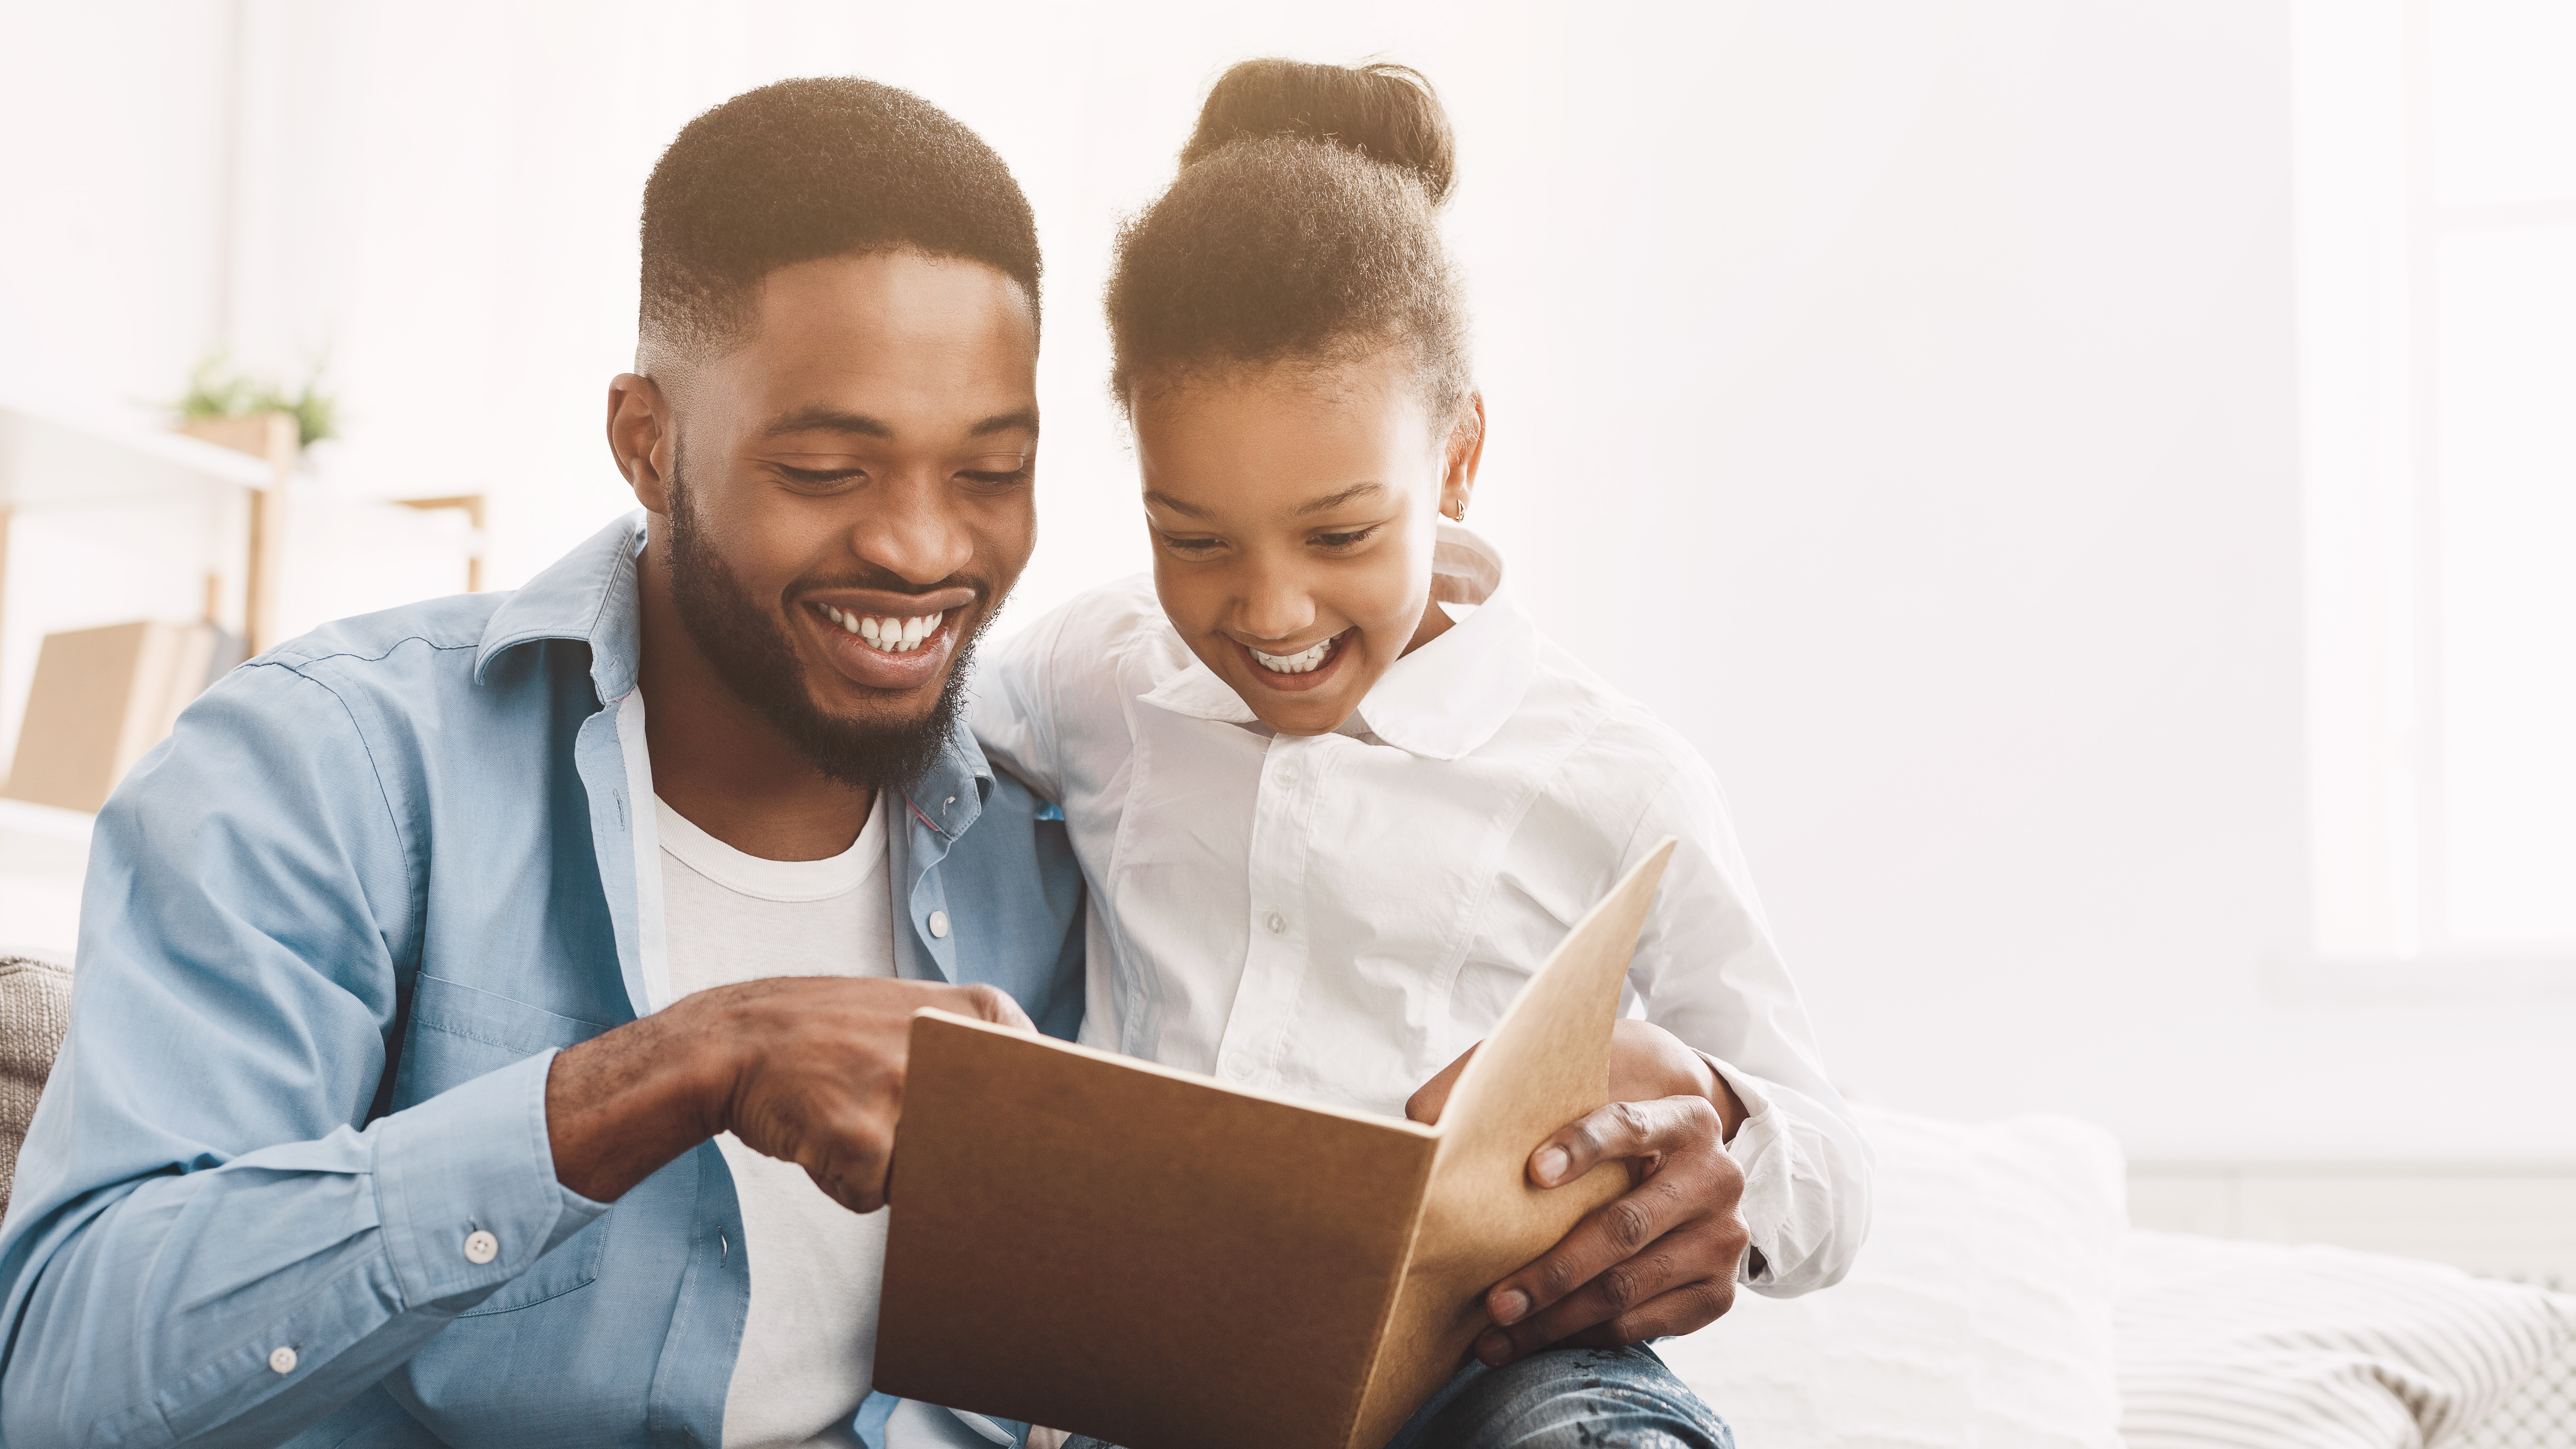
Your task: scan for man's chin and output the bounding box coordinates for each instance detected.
[765,637,977,793]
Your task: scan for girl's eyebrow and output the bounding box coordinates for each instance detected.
[1143,490,1211,519]
[1292,481,1386,516]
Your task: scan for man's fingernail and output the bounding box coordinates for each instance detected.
[1492,1288,1531,1325]
[1533,1146,1570,1182]
[1475,1330,1512,1365]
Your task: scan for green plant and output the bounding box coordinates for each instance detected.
[178,354,340,448]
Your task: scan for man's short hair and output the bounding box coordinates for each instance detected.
[639,76,1041,366]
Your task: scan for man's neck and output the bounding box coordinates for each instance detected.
[637,537,875,862]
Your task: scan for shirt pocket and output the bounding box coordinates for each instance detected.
[396,972,620,1316]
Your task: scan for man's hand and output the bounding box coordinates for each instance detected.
[1406,1020,1753,1366]
[544,977,1031,1209]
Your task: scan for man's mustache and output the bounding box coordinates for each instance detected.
[786,571,991,604]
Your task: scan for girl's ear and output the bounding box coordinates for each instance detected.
[1441,392,1487,522]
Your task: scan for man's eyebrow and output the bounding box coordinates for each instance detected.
[1293,481,1387,517]
[1142,490,1210,519]
[759,405,893,440]
[757,405,1038,444]
[967,407,1040,439]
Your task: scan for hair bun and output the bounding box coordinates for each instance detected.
[1181,59,1456,205]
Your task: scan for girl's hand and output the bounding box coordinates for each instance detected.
[1405,1020,1753,1366]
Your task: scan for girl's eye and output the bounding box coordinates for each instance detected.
[1159,533,1224,555]
[1311,526,1379,550]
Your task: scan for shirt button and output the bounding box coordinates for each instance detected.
[463,1229,499,1265]
[929,910,951,939]
[1223,1050,1252,1077]
[268,1345,298,1374]
[1275,763,1301,788]
[1264,911,1287,936]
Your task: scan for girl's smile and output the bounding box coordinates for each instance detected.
[1237,629,1350,691]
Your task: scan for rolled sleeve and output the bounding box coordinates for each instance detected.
[1694,1052,1872,1293]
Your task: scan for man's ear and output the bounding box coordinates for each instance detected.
[607,373,675,515]
[1440,391,1487,519]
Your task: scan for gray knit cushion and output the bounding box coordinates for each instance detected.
[0,953,72,1220]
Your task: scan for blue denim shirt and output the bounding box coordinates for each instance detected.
[0,514,1086,1448]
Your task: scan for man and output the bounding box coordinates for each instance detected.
[0,78,1075,1448]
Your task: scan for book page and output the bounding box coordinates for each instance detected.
[1343,839,1677,1449]
[876,1018,1439,1449]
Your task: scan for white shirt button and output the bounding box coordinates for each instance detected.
[1264,911,1287,936]
[1222,1050,1252,1077]
[1275,763,1301,789]
[463,1229,499,1265]
[928,910,950,939]
[268,1345,298,1374]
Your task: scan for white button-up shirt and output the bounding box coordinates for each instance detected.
[973,525,1870,1294]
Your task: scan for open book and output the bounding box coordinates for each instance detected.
[875,839,1677,1449]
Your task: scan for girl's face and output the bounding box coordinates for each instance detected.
[1130,352,1481,737]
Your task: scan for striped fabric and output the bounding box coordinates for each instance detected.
[2119,1230,2576,1449]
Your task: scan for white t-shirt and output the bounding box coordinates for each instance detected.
[658,792,895,1449]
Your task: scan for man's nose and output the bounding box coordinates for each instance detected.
[846,472,975,585]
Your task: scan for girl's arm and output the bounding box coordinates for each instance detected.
[1427,719,1877,1364]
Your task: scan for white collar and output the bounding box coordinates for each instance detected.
[1138,523,1536,761]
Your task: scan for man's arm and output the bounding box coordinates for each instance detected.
[0,662,591,1447]
[0,662,1019,1448]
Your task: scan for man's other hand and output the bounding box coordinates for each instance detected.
[1406,1019,1753,1366]
[544,977,1031,1210]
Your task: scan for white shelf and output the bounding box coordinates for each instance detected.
[0,401,273,511]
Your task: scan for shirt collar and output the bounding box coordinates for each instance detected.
[1138,523,1536,762]
[475,509,649,700]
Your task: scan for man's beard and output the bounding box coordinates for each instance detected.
[663,471,985,793]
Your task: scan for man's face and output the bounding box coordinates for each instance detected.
[642,251,1039,785]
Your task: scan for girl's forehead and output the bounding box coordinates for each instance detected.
[1133,362,1438,502]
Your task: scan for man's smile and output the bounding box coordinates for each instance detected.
[801,591,975,690]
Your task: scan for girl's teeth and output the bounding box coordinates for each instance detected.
[825,607,944,654]
[1251,633,1339,674]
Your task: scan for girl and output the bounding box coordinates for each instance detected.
[975,59,1869,1449]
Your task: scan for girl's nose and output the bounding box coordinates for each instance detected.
[1234,567,1317,643]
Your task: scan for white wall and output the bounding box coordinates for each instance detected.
[2,0,2568,1161]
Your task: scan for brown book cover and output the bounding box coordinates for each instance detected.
[876,838,1677,1449]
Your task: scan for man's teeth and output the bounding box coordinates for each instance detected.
[821,605,944,654]
[1251,634,1339,674]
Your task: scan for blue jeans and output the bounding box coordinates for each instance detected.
[1064,1344,1733,1449]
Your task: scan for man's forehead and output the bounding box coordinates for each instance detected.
[755,251,1036,350]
